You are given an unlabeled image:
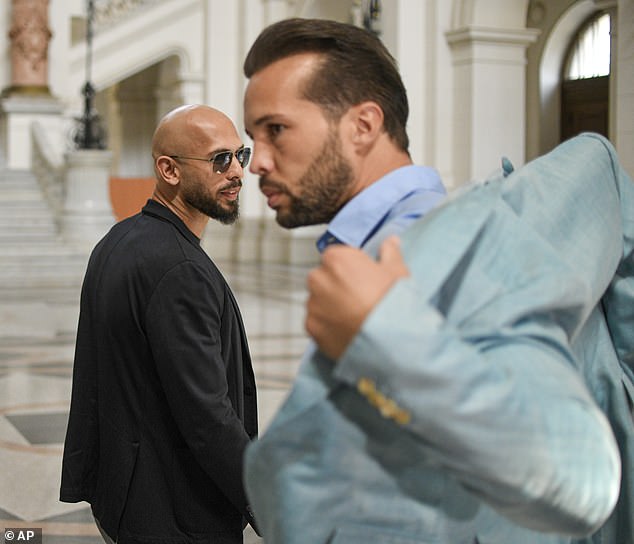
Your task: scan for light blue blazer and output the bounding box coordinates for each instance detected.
[245,133,633,544]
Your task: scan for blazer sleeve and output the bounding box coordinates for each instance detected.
[145,259,252,519]
[335,274,620,536]
[334,135,626,536]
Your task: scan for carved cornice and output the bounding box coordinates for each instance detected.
[93,0,169,30]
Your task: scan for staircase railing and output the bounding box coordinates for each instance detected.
[31,121,65,225]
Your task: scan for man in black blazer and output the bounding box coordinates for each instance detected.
[60,104,259,543]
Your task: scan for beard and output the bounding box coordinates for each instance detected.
[184,181,240,225]
[260,129,354,228]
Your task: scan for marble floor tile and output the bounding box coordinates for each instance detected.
[0,261,312,543]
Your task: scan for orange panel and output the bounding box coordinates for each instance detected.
[109,177,155,221]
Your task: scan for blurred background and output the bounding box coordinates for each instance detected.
[0,0,632,541]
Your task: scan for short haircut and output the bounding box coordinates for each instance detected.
[244,17,409,152]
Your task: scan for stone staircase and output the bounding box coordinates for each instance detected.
[0,169,88,337]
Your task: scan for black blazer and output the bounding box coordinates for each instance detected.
[61,200,258,543]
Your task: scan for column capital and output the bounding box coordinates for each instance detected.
[447,26,540,66]
[594,0,617,10]
[446,26,541,48]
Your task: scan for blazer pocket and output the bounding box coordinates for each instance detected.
[328,523,435,544]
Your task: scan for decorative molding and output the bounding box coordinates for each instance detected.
[447,26,540,66]
[446,26,541,47]
[594,0,617,10]
[94,0,170,30]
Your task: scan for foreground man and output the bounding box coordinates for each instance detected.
[61,105,259,543]
[247,82,632,543]
[242,18,444,539]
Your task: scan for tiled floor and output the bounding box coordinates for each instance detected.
[0,261,312,543]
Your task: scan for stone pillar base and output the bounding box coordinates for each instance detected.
[203,217,321,266]
[261,220,320,266]
[0,94,64,169]
[202,220,240,262]
[61,149,115,250]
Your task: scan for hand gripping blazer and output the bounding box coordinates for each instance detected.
[244,133,634,544]
[61,200,258,544]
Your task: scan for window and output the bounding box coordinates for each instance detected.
[564,13,610,80]
[560,12,611,142]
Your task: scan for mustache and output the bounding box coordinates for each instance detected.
[219,180,243,191]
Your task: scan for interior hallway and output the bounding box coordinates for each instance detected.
[0,260,311,543]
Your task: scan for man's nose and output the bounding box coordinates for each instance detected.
[249,143,273,176]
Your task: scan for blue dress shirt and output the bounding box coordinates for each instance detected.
[316,165,446,255]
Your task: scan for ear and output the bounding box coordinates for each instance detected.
[155,155,180,187]
[348,101,384,148]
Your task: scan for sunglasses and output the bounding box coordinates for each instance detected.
[169,146,251,174]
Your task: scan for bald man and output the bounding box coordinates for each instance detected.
[61,105,259,543]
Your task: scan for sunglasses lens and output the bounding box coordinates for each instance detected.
[213,152,233,173]
[212,148,251,173]
[238,148,251,168]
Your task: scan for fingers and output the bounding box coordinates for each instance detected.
[304,238,410,361]
[319,244,364,270]
[378,236,409,278]
[377,235,401,262]
[305,246,372,360]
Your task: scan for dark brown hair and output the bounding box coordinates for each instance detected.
[244,18,409,152]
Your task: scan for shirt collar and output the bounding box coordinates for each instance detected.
[317,165,442,252]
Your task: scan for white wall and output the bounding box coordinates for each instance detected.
[2,0,633,262]
[616,0,634,177]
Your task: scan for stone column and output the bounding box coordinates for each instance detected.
[6,0,52,96]
[1,0,62,170]
[264,0,288,23]
[447,26,539,183]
